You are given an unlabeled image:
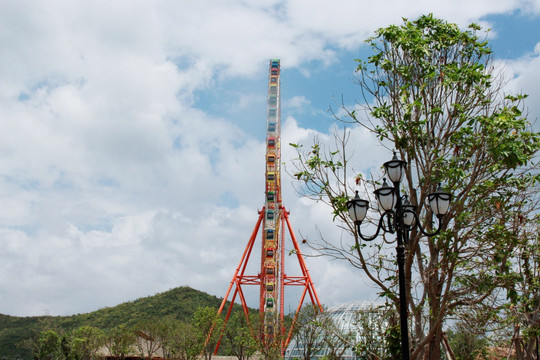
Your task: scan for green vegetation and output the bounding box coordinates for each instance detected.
[0,286,239,359]
[446,321,489,360]
[221,312,260,360]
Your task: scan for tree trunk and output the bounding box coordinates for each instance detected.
[441,332,456,360]
[427,248,443,360]
[427,326,442,360]
[514,326,524,360]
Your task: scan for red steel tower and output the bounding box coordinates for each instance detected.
[214,59,322,353]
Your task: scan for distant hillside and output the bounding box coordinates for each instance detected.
[0,286,238,359]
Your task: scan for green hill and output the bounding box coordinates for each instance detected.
[0,286,237,359]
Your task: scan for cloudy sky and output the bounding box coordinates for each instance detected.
[1,1,539,317]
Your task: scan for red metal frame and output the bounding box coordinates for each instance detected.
[213,207,322,354]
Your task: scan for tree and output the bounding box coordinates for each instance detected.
[290,305,328,360]
[446,320,488,360]
[135,319,163,360]
[155,316,206,360]
[33,330,62,360]
[221,312,259,360]
[287,305,358,360]
[103,325,136,360]
[321,313,354,360]
[498,188,540,360]
[291,14,539,360]
[352,305,394,360]
[65,326,104,360]
[168,320,202,360]
[157,317,178,360]
[192,307,222,360]
[258,332,283,360]
[256,315,293,360]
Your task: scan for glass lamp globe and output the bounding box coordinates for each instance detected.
[346,191,369,223]
[427,184,452,217]
[401,196,417,228]
[374,178,396,212]
[383,152,407,183]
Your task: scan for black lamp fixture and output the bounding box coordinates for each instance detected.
[346,151,451,360]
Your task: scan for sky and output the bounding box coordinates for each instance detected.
[1,0,539,317]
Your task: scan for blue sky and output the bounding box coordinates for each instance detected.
[0,1,539,316]
[484,12,540,57]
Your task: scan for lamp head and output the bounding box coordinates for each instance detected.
[401,195,417,228]
[346,191,369,223]
[427,183,452,217]
[383,151,407,184]
[374,178,396,212]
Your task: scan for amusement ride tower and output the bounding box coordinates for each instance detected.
[214,60,322,353]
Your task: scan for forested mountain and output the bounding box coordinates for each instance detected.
[0,286,233,359]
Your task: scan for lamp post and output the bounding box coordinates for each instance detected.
[346,152,451,360]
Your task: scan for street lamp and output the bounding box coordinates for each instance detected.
[346,152,451,360]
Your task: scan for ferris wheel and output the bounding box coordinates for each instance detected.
[213,59,322,354]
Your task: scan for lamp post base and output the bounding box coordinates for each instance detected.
[397,240,410,360]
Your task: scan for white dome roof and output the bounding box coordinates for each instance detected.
[285,302,385,360]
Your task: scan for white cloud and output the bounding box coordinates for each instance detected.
[283,95,311,113]
[504,42,540,126]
